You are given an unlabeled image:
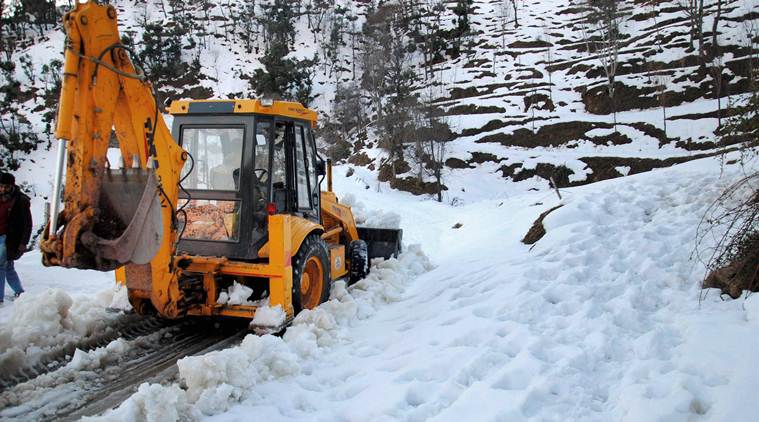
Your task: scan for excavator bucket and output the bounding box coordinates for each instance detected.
[357,227,403,259]
[80,168,164,270]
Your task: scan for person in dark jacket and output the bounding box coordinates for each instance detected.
[0,172,31,303]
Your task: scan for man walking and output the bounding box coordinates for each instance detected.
[0,172,31,303]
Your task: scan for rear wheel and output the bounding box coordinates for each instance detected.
[292,235,331,313]
[348,239,369,286]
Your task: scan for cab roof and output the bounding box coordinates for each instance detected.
[168,99,318,125]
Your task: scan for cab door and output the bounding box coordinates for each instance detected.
[293,122,320,223]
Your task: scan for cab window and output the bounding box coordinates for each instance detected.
[181,127,243,191]
[294,126,310,209]
[179,126,244,242]
[302,126,319,200]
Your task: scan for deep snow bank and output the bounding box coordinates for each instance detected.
[196,156,758,422]
[0,284,129,375]
[86,245,432,421]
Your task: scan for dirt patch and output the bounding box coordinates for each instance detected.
[438,83,515,102]
[377,159,411,181]
[668,106,743,121]
[499,163,575,187]
[557,6,592,15]
[464,59,490,68]
[461,119,511,137]
[524,93,556,112]
[703,231,759,298]
[477,121,614,148]
[522,205,564,245]
[578,151,726,184]
[445,157,471,169]
[517,69,544,80]
[394,158,411,174]
[446,104,506,115]
[627,122,675,146]
[588,131,633,146]
[390,176,447,196]
[469,152,505,164]
[348,152,372,166]
[581,59,754,115]
[508,39,553,49]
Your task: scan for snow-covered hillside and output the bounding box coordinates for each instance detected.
[5,0,758,209]
[357,0,759,201]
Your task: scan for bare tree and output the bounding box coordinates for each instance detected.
[677,0,705,62]
[711,0,724,128]
[496,0,511,48]
[711,0,723,55]
[530,73,538,132]
[510,0,520,28]
[712,54,725,129]
[419,0,446,82]
[652,74,671,136]
[543,30,554,104]
[744,15,759,90]
[586,0,624,128]
[413,80,452,203]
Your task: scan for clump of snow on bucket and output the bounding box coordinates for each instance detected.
[341,193,401,229]
[221,281,254,306]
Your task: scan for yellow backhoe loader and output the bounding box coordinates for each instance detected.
[39,1,401,329]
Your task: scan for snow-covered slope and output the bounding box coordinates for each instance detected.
[356,0,758,201]
[7,0,758,210]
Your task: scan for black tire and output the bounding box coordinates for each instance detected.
[348,239,369,286]
[292,235,331,314]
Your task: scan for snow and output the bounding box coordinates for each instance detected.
[224,281,255,306]
[67,338,130,371]
[4,153,747,422]
[0,274,126,374]
[250,304,286,329]
[341,193,402,229]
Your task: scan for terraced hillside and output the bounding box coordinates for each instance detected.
[345,0,757,201]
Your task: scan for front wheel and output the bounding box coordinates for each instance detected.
[348,239,369,286]
[292,235,331,313]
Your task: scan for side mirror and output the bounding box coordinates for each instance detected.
[316,160,326,176]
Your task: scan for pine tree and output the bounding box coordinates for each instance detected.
[251,0,316,105]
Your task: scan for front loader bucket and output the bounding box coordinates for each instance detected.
[80,169,164,270]
[357,227,403,260]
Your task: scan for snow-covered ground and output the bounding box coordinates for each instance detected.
[2,152,757,421]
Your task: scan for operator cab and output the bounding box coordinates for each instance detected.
[168,99,323,260]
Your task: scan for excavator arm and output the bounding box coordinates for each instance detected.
[40,1,186,275]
